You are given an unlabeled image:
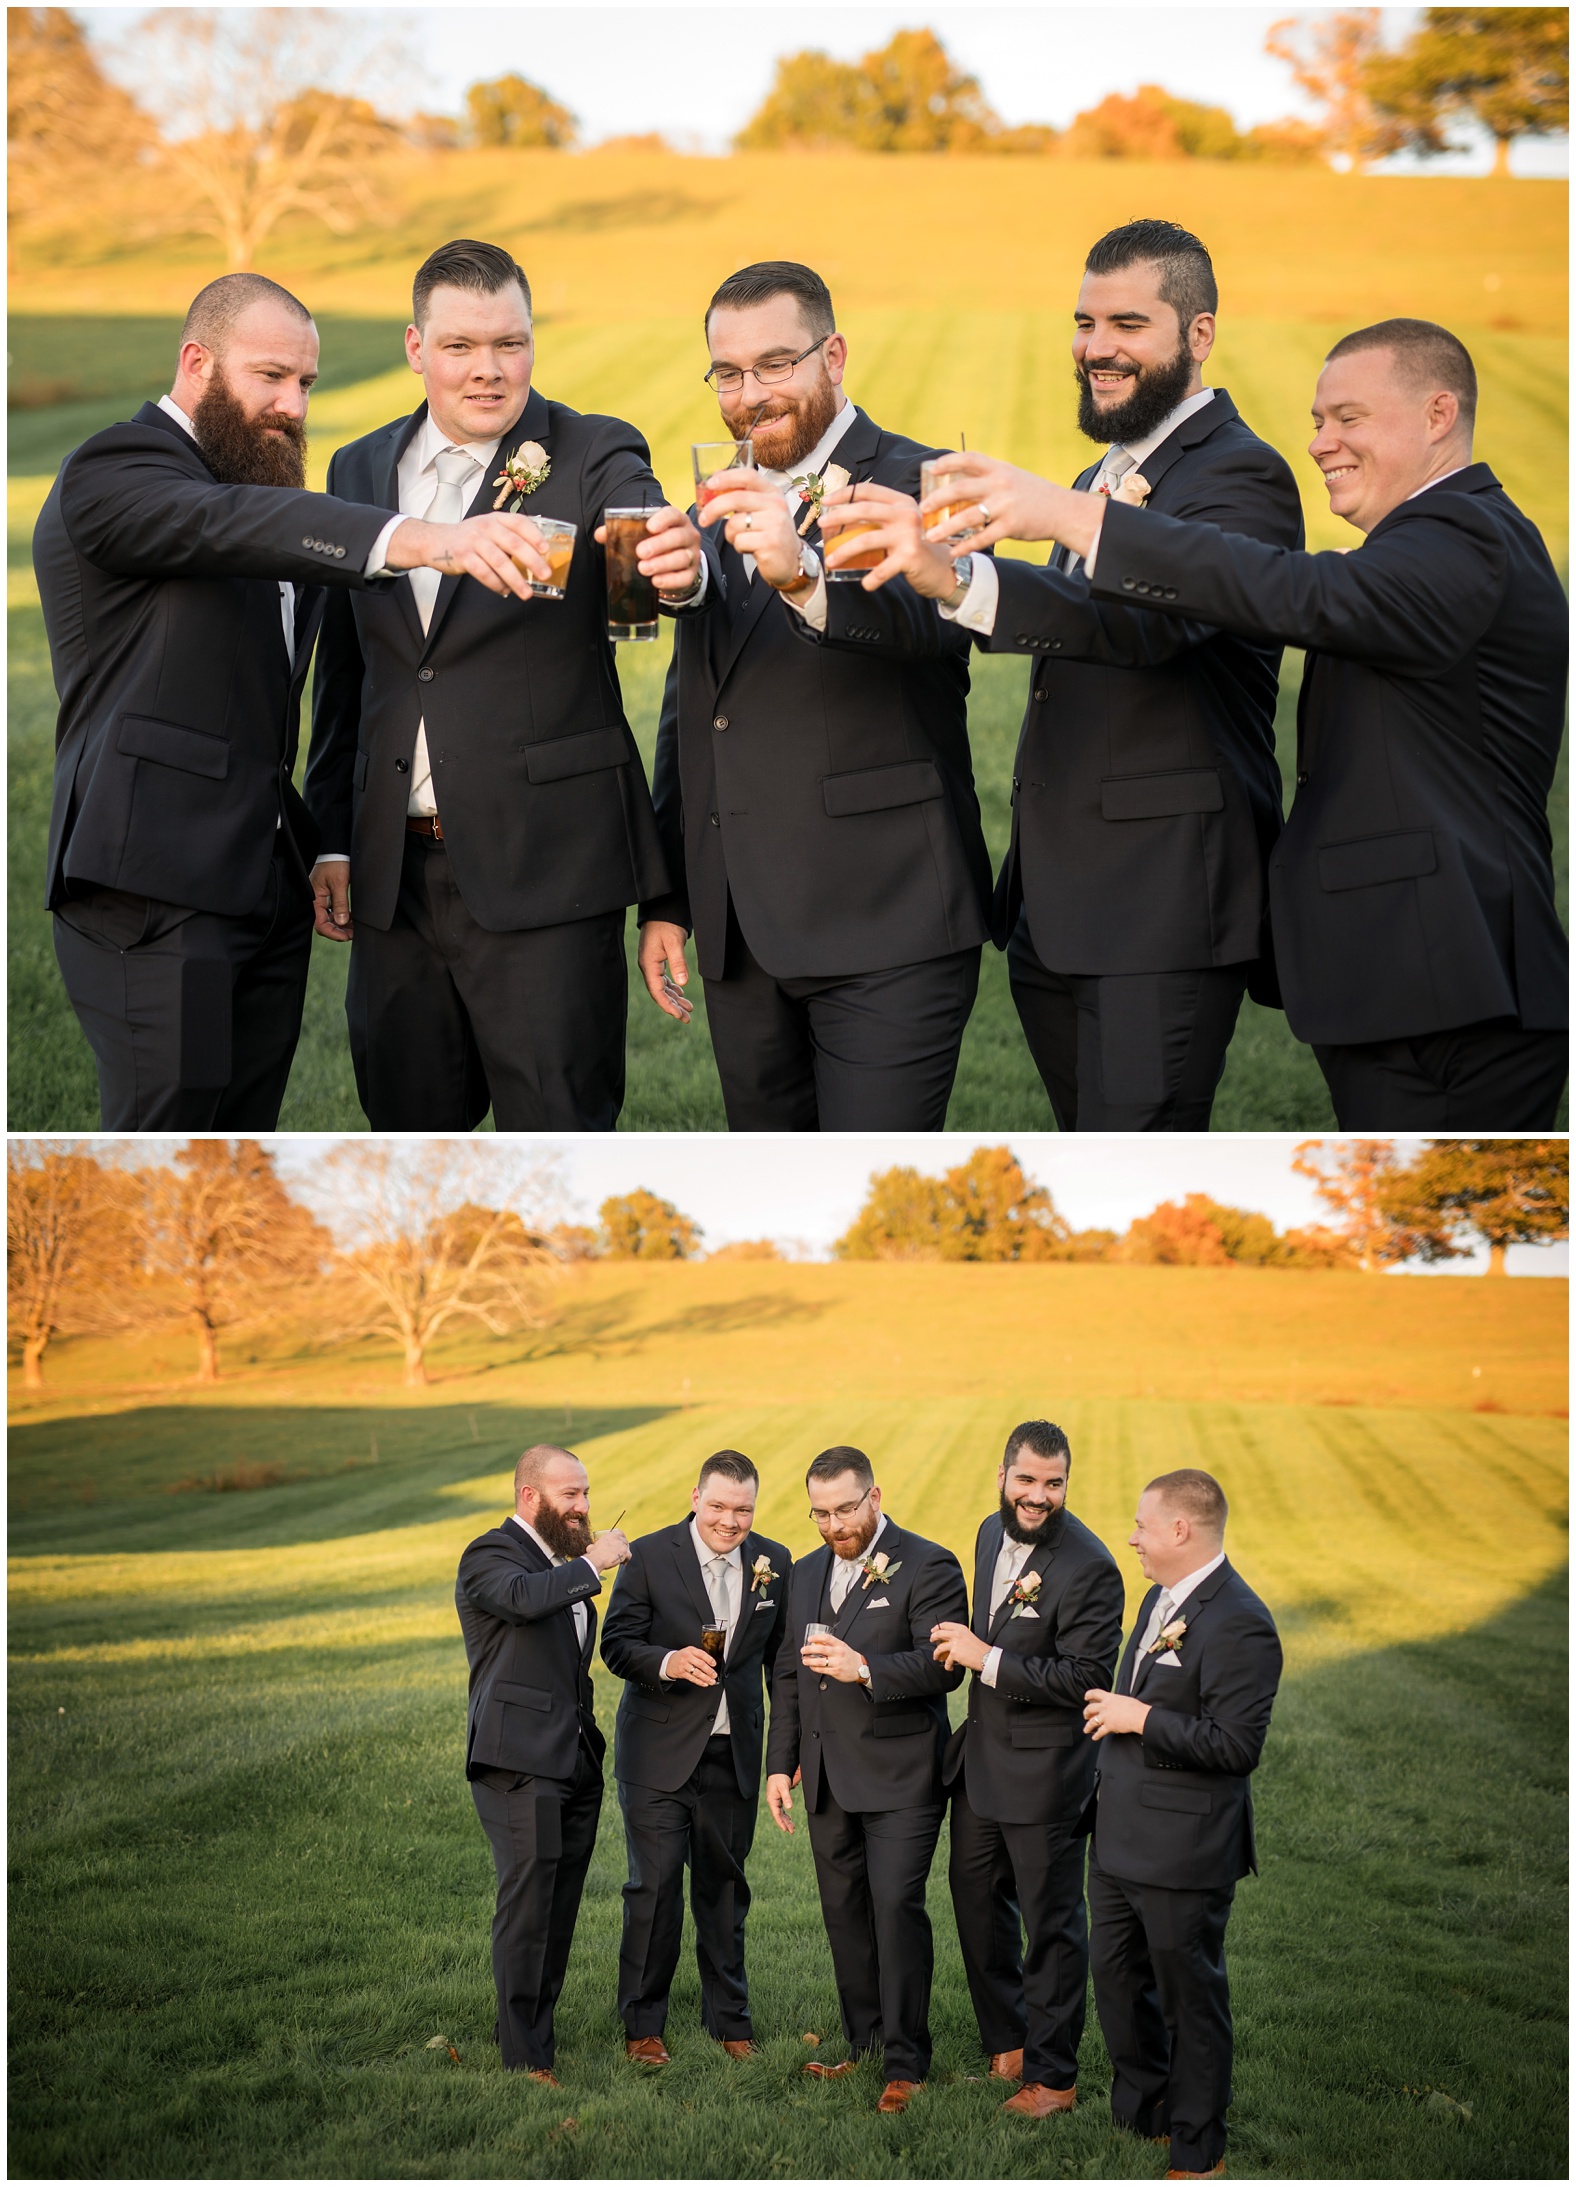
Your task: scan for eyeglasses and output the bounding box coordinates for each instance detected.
[808,1487,873,1528]
[704,336,831,394]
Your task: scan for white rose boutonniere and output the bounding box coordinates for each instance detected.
[1145,1615,1188,1659]
[493,441,551,510]
[751,1554,778,1597]
[1005,1570,1043,1618]
[859,1548,900,1591]
[1110,470,1151,508]
[793,460,852,536]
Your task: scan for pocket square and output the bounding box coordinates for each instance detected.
[1011,1605,1040,1619]
[754,1599,774,1612]
[866,1596,891,1608]
[1154,1649,1182,1666]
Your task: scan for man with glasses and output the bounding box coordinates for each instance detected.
[635,260,993,1130]
[763,1447,967,2114]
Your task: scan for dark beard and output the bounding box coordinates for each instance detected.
[734,370,840,472]
[1000,1490,1061,1546]
[534,1500,593,1561]
[1075,338,1197,447]
[192,368,307,487]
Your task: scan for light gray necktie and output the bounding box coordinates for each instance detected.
[409,445,478,632]
[1128,1587,1175,1690]
[830,1555,859,1611]
[706,1553,734,1732]
[1067,448,1134,577]
[989,1539,1030,1620]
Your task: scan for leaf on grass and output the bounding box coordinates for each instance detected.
[802,2032,821,2044]
[547,2118,579,2143]
[1425,2091,1472,2124]
[425,2035,448,2050]
[447,2046,461,2064]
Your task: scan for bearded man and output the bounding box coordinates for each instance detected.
[34,270,544,1129]
[456,1445,632,2084]
[636,259,992,1131]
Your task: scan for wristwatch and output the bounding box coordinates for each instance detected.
[856,1658,872,1686]
[771,542,820,594]
[943,552,974,609]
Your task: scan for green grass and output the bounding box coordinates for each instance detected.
[8,1379,1566,2179]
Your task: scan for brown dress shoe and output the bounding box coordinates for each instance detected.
[524,2068,560,2088]
[1002,2081,1077,2118]
[717,2038,755,2059]
[803,2058,857,2079]
[625,2036,671,2065]
[988,2049,1024,2083]
[1165,2166,1225,2180]
[876,2079,923,2114]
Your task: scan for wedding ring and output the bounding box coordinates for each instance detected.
[742,514,753,531]
[978,501,992,523]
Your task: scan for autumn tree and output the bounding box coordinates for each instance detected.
[1366,8,1569,176]
[1266,10,1413,169]
[600,1191,703,1261]
[834,1167,945,1260]
[1120,1195,1235,1266]
[1381,1139,1568,1273]
[7,1141,138,1388]
[1290,1138,1456,1269]
[736,28,1032,152]
[836,1146,1087,1262]
[8,7,156,233]
[466,72,578,148]
[708,1239,784,1262]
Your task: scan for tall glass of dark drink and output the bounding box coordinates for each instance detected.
[603,506,659,642]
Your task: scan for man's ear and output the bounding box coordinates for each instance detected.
[1425,387,1461,443]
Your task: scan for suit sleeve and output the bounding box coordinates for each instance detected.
[765,1583,803,1777]
[302,447,369,851]
[866,1545,968,1701]
[598,1538,673,1687]
[57,436,394,587]
[994,1551,1126,1709]
[1090,492,1507,675]
[584,415,708,620]
[1141,1604,1283,1777]
[637,646,691,928]
[458,1537,602,1626]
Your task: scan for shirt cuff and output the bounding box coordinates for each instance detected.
[659,558,708,612]
[981,1645,1003,1687]
[314,852,349,864]
[779,557,827,632]
[938,551,998,635]
[659,1651,676,1680]
[365,515,407,577]
[579,1553,603,1586]
[1081,504,1107,581]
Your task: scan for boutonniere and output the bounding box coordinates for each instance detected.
[859,1548,900,1591]
[1145,1615,1187,1658]
[1004,1569,1043,1617]
[492,440,550,510]
[792,460,852,536]
[1105,470,1151,507]
[750,1554,778,1596]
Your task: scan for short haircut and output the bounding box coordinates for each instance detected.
[181,273,312,355]
[805,1445,874,1493]
[1145,1468,1228,1535]
[1324,316,1477,427]
[1084,218,1218,333]
[706,260,835,343]
[413,238,532,330]
[698,1449,759,1492]
[1004,1419,1072,1469]
[515,1443,576,1500]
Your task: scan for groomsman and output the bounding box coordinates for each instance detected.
[636,259,993,1130]
[455,1446,631,2083]
[765,1448,967,2113]
[1082,1470,1281,2180]
[600,1452,792,2061]
[307,237,703,1129]
[817,219,1303,1130]
[34,270,547,1129]
[930,317,1568,1128]
[930,1422,1124,2117]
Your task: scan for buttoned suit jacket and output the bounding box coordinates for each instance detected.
[1093,1558,1281,1892]
[601,1518,793,1800]
[944,1508,1125,1827]
[34,402,393,918]
[1089,468,1569,1043]
[765,1519,967,1813]
[455,1520,607,1783]
[639,408,993,981]
[306,389,674,934]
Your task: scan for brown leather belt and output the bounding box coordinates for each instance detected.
[405,814,444,840]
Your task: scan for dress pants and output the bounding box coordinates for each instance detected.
[471,1741,603,2072]
[1088,1849,1236,2174]
[52,840,312,1129]
[704,901,981,1130]
[1007,914,1249,1131]
[1314,1017,1568,1128]
[617,1734,757,2041]
[346,833,627,1130]
[948,1790,1091,2088]
[804,1789,945,2083]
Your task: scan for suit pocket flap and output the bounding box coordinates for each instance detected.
[822,759,943,817]
[1138,1781,1211,1814]
[1100,768,1223,821]
[493,1680,551,1712]
[1318,831,1437,891]
[627,1695,671,1722]
[1008,1718,1079,1748]
[116,713,229,780]
[521,725,630,783]
[871,1709,929,1738]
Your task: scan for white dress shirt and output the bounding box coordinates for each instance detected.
[942,385,1218,630]
[659,1518,743,1733]
[749,398,862,633]
[979,1527,1038,1689]
[507,1512,599,1647]
[1126,1548,1227,1690]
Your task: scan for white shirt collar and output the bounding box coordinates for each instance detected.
[1159,1548,1227,1612]
[834,1508,887,1570]
[158,392,198,439]
[690,1515,742,1570]
[414,408,502,475]
[1406,464,1470,501]
[757,398,860,488]
[1109,384,1216,474]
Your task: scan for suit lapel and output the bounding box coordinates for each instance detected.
[670,1520,717,1634]
[375,408,431,651]
[723,1531,770,1665]
[986,1517,1063,1645]
[971,1517,1001,1639]
[1121,1584,1159,1694]
[831,1517,900,1642]
[422,388,552,655]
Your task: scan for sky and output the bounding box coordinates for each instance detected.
[263,1134,1568,1275]
[85,4,1568,174]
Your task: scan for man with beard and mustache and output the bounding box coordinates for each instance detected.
[635,260,992,1130]
[34,271,545,1130]
[764,1448,968,2114]
[456,1445,632,2084]
[828,221,1304,1131]
[929,1421,1123,2120]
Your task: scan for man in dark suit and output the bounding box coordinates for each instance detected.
[34,270,547,1130]
[764,1446,967,2114]
[929,1421,1124,2118]
[455,1443,632,2084]
[306,237,703,1130]
[600,1451,792,2063]
[635,260,993,1130]
[1081,1469,1282,2181]
[825,220,1304,1130]
[938,316,1568,1128]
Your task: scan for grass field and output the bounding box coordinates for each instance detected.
[8,1262,1567,2178]
[8,152,1567,1130]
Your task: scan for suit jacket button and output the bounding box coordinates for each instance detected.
[1165,587,1178,599]
[709,811,720,827]
[819,1678,828,1691]
[1051,640,1062,650]
[1297,771,1310,785]
[713,715,729,731]
[334,545,346,559]
[301,536,313,548]
[418,668,435,683]
[1122,578,1136,591]
[1033,687,1046,702]
[395,758,409,773]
